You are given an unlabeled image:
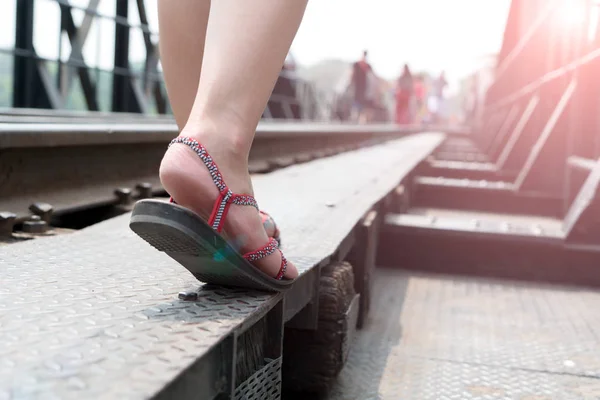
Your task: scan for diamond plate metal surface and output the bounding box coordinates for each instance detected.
[0,133,443,399]
[234,358,282,400]
[329,268,600,400]
[0,231,279,400]
[389,207,565,239]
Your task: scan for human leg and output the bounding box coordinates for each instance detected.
[157,0,280,241]
[157,0,308,280]
[157,0,210,130]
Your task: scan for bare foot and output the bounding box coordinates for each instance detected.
[158,129,298,280]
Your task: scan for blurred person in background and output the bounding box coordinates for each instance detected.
[430,71,448,122]
[395,64,414,124]
[413,74,427,123]
[351,50,374,123]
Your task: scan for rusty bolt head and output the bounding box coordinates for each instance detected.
[114,188,133,205]
[22,215,48,234]
[136,183,153,199]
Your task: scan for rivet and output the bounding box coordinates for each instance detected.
[114,188,133,205]
[136,183,153,199]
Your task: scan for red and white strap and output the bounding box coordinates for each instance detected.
[242,237,288,280]
[169,137,258,233]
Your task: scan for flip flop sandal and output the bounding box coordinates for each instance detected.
[129,137,295,292]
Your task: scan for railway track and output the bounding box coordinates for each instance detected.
[0,114,435,241]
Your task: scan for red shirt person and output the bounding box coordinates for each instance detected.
[395,64,414,124]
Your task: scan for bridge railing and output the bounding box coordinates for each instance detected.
[1,0,338,122]
[475,0,600,210]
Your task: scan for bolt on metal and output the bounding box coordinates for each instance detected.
[29,202,54,223]
[0,212,17,237]
[114,188,133,205]
[22,215,48,234]
[136,183,153,199]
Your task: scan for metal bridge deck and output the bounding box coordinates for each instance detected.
[0,133,443,399]
[330,268,600,400]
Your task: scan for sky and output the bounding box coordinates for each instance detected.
[1,0,511,86]
[292,0,511,81]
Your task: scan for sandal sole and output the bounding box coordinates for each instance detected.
[129,199,295,292]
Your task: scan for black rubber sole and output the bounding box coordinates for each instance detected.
[129,199,295,292]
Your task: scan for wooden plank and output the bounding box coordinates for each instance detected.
[426,103,522,175]
[414,84,574,197]
[385,207,564,242]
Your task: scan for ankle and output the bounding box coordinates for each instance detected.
[160,137,254,202]
[162,117,255,196]
[183,109,255,160]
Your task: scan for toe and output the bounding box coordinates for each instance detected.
[283,258,298,280]
[260,211,279,239]
[254,250,298,280]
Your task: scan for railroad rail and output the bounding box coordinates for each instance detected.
[0,114,461,239]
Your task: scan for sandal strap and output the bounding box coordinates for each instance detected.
[276,253,288,280]
[169,137,259,232]
[170,137,227,191]
[169,193,258,210]
[242,237,288,280]
[243,237,279,262]
[231,194,259,209]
